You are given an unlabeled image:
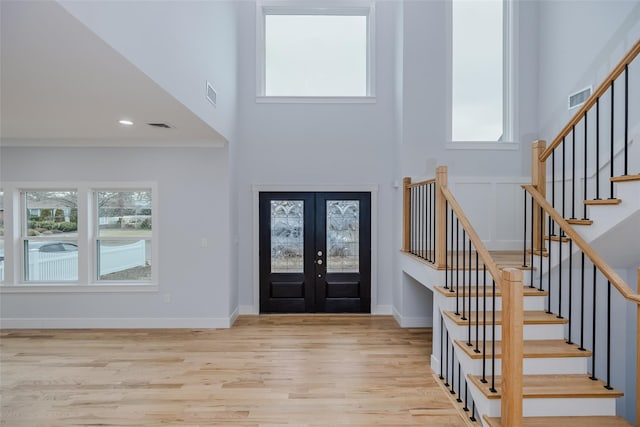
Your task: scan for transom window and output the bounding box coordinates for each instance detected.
[257,3,375,99]
[451,0,511,142]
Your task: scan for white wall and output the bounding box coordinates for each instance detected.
[59,0,238,143]
[233,1,401,313]
[537,0,640,140]
[0,147,233,328]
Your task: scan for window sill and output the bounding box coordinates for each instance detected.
[256,96,377,104]
[0,283,159,293]
[446,141,520,151]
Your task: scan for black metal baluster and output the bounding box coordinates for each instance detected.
[457,362,462,402]
[475,252,480,354]
[539,206,544,292]
[579,253,586,351]
[450,337,456,394]
[571,125,577,220]
[590,264,598,381]
[467,239,473,347]
[463,381,469,411]
[490,278,497,393]
[462,230,467,321]
[419,185,423,259]
[624,64,629,176]
[433,183,437,261]
[445,201,449,289]
[551,150,556,235]
[530,192,535,288]
[610,81,615,199]
[411,187,415,255]
[481,264,487,384]
[567,240,573,344]
[444,328,450,387]
[426,184,430,261]
[470,401,477,422]
[605,280,613,389]
[596,99,601,199]
[583,112,588,220]
[557,221,563,319]
[523,191,528,267]
[456,218,460,313]
[450,209,455,294]
[440,315,445,380]
[547,215,553,313]
[562,136,566,222]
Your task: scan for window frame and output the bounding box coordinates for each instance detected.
[0,182,158,293]
[255,0,376,103]
[21,189,80,283]
[446,0,518,148]
[93,189,153,283]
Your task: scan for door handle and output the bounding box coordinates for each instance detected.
[316,259,323,265]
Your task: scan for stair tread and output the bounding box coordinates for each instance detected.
[469,374,624,399]
[611,173,640,183]
[435,286,547,298]
[483,415,633,427]
[583,198,621,205]
[454,339,591,359]
[444,310,568,326]
[566,218,593,226]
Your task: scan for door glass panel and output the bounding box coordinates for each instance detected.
[326,200,359,272]
[271,200,304,273]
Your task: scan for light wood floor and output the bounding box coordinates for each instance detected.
[1,315,468,427]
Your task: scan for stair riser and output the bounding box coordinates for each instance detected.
[469,386,618,419]
[455,352,589,376]
[443,318,566,342]
[437,295,546,312]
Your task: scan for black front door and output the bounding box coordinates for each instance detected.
[259,192,371,313]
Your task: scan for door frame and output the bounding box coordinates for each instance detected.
[250,185,379,315]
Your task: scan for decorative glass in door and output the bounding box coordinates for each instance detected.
[326,200,359,273]
[270,200,304,273]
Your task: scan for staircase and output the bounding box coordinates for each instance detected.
[402,39,640,427]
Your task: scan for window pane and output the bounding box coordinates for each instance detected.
[265,14,367,96]
[271,200,304,273]
[452,0,503,141]
[98,240,150,281]
[98,191,152,237]
[0,191,4,281]
[25,191,78,238]
[327,200,359,273]
[24,240,78,281]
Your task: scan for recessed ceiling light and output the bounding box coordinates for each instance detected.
[118,119,134,126]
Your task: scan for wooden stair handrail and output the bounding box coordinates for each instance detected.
[439,185,503,285]
[540,39,640,162]
[523,185,640,304]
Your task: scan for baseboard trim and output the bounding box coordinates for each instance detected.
[239,305,258,315]
[371,304,392,315]
[0,317,235,329]
[391,307,433,328]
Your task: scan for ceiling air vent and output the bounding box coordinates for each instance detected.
[568,86,592,110]
[206,81,217,107]
[147,122,173,129]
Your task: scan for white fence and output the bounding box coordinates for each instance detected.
[0,241,147,282]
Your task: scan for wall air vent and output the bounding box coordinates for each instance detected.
[147,122,173,129]
[568,86,592,110]
[206,81,217,107]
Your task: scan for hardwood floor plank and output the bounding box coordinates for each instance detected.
[1,315,467,427]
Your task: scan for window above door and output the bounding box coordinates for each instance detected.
[256,1,376,103]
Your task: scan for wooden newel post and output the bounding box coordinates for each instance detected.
[403,177,412,252]
[435,166,448,268]
[501,268,524,427]
[531,140,547,255]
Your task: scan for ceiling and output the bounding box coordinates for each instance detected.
[0,0,226,147]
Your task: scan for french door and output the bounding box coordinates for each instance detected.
[259,192,371,313]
